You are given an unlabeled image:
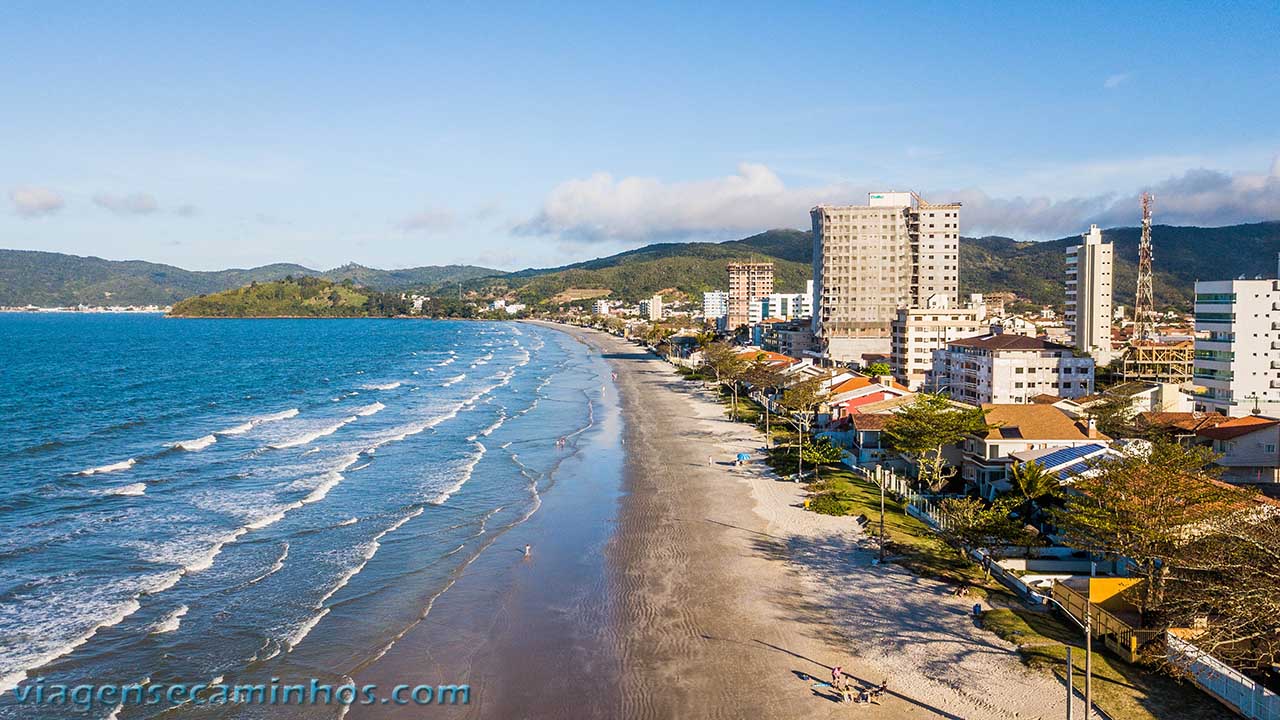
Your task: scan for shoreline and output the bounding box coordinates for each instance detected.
[351,319,1072,719]
[547,322,1073,719]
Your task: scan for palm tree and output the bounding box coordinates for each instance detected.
[1008,461,1060,529]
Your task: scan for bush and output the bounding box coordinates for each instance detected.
[808,493,847,516]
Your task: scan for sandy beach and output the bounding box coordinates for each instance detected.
[354,320,1072,719]
[552,322,1072,720]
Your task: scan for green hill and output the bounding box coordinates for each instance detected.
[961,222,1280,308]
[480,229,812,303]
[0,250,498,307]
[168,277,410,317]
[5,221,1278,310]
[479,223,1280,309]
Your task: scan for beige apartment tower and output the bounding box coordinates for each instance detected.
[1065,224,1114,365]
[811,192,960,362]
[726,262,774,329]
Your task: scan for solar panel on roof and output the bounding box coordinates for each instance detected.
[1057,461,1093,480]
[1032,444,1107,470]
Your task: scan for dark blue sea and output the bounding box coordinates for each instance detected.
[0,314,613,718]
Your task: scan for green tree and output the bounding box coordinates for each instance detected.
[937,496,1029,564]
[1008,461,1060,514]
[865,362,892,378]
[703,342,748,417]
[884,394,990,492]
[779,376,825,480]
[742,362,786,447]
[801,436,845,480]
[1088,393,1136,438]
[1051,441,1233,624]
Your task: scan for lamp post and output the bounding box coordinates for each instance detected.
[1041,593,1093,719]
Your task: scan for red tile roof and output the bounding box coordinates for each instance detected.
[1137,412,1234,433]
[1198,415,1280,441]
[830,376,909,395]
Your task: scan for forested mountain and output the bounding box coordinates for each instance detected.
[168,277,411,317]
[486,222,1280,308]
[4,221,1277,309]
[0,250,497,306]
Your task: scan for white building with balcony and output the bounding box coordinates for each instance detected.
[930,334,1095,404]
[702,291,728,321]
[1193,277,1280,417]
[1065,224,1114,365]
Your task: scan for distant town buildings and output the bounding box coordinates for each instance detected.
[748,281,814,324]
[701,291,728,321]
[1193,274,1280,417]
[594,299,612,316]
[811,192,960,362]
[639,294,664,322]
[1065,224,1115,365]
[727,262,774,329]
[890,294,987,390]
[929,334,1096,404]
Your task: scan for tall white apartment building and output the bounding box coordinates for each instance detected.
[930,334,1095,404]
[812,192,960,361]
[891,295,988,390]
[593,299,611,316]
[1065,224,1114,365]
[702,291,728,321]
[727,262,774,329]
[639,294,663,322]
[1193,275,1280,417]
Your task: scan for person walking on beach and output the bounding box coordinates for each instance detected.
[707,455,713,466]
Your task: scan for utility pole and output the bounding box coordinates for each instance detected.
[1066,645,1074,720]
[1044,593,1094,720]
[1085,607,1093,717]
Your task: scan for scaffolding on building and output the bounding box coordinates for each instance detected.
[1120,340,1194,383]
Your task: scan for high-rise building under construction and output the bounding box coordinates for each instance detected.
[811,192,960,362]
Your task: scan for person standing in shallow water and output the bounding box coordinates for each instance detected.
[524,544,531,558]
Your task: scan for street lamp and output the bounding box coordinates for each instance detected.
[1040,593,1093,719]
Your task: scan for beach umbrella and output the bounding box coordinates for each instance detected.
[736,452,750,463]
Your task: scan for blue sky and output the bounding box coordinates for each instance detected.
[3,1,1278,271]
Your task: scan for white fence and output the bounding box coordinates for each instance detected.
[1167,633,1280,720]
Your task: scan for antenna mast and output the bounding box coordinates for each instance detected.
[1134,192,1155,342]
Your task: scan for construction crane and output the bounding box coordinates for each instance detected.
[1134,192,1156,342]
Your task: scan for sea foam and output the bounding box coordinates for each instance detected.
[150,605,189,634]
[270,416,356,449]
[173,434,216,452]
[75,458,136,476]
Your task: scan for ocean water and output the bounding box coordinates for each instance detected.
[0,314,610,718]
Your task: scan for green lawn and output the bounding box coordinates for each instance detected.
[803,467,998,592]
[982,608,1232,720]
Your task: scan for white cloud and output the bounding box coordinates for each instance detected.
[94,192,159,215]
[397,206,455,233]
[1104,73,1130,89]
[516,163,857,242]
[9,186,64,218]
[520,158,1280,243]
